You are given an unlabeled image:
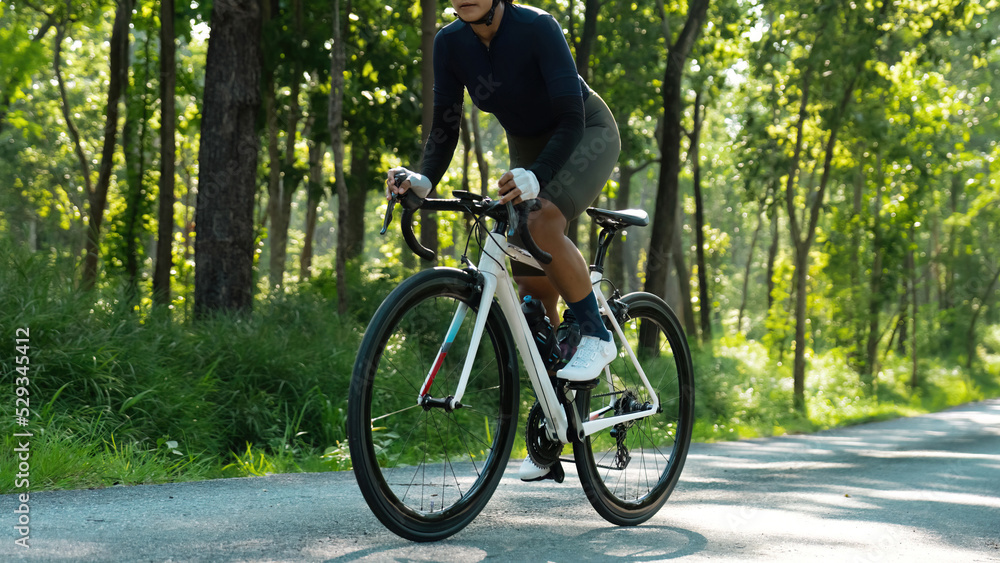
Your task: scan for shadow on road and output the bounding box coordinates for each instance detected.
[323,525,707,562]
[5,401,997,562]
[675,399,1000,558]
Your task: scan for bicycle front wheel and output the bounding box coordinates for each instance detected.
[348,268,519,542]
[574,291,694,525]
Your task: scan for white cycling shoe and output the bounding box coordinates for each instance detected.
[518,457,551,481]
[518,457,565,483]
[556,335,616,381]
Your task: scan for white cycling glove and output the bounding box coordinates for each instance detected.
[509,168,540,201]
[387,167,433,199]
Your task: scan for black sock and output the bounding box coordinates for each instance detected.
[566,292,611,341]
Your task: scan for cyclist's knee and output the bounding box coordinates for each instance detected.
[527,198,566,236]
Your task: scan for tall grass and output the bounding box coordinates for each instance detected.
[0,245,366,490]
[691,332,999,442]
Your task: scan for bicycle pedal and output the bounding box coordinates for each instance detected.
[565,378,599,390]
[550,459,565,483]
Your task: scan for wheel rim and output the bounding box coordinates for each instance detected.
[583,300,690,509]
[361,291,512,520]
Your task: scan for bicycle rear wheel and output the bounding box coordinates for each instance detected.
[574,291,694,525]
[348,268,518,542]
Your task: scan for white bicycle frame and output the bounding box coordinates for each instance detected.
[416,224,660,445]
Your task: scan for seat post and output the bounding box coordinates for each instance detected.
[590,226,618,275]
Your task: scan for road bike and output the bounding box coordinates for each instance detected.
[347,184,694,541]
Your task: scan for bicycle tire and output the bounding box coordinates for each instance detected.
[348,268,519,542]
[574,291,694,525]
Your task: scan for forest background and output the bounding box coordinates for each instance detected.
[1,0,998,489]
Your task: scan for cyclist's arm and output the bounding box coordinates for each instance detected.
[420,101,463,188]
[526,15,586,187]
[419,31,465,190]
[526,96,584,187]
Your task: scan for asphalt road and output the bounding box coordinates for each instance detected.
[3,399,999,562]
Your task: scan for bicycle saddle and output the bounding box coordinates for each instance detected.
[586,207,650,229]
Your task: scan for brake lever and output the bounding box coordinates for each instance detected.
[381,193,398,235]
[380,171,409,235]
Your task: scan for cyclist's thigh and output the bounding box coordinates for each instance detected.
[540,93,622,220]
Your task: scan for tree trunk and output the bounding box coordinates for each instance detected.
[690,88,710,342]
[766,204,779,311]
[330,0,349,314]
[122,32,153,302]
[345,145,369,260]
[420,0,435,144]
[181,161,195,309]
[575,0,600,83]
[737,210,763,333]
[300,139,324,280]
[460,111,472,194]
[563,0,600,252]
[194,0,262,317]
[673,215,696,336]
[470,105,488,193]
[786,68,857,412]
[966,264,1000,369]
[782,65,811,412]
[907,224,918,388]
[864,175,884,388]
[54,23,94,245]
[613,157,658,294]
[791,244,809,410]
[269,0,303,286]
[418,0,438,265]
[850,161,864,318]
[458,111,473,257]
[607,165,635,287]
[262,0,285,288]
[643,0,709,310]
[942,175,962,314]
[897,266,910,356]
[81,0,133,290]
[153,0,177,305]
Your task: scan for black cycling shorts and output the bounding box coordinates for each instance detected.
[507,91,620,276]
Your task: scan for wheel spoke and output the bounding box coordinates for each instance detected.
[348,275,517,540]
[574,294,693,522]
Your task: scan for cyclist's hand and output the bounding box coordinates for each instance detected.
[497,168,540,205]
[386,167,432,199]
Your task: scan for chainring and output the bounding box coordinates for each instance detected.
[526,401,563,467]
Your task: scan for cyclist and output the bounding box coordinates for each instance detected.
[387,0,621,481]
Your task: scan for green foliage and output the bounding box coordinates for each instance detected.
[690,332,998,442]
[0,243,362,489]
[0,428,214,491]
[222,442,279,477]
[1,0,998,490]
